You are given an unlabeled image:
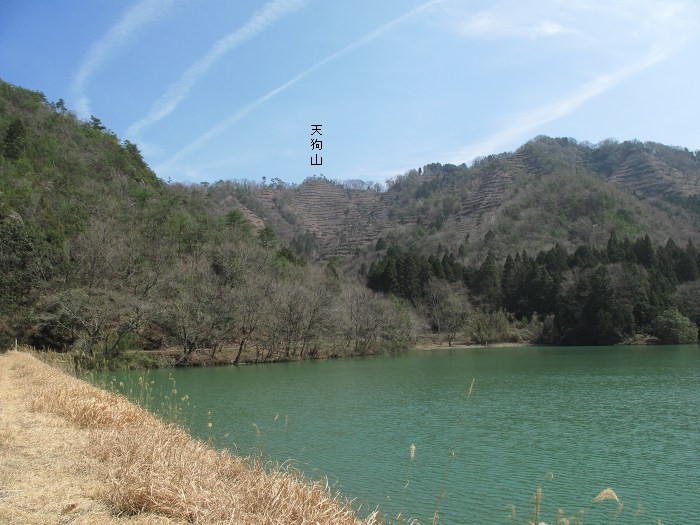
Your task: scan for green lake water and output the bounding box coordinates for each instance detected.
[106,345,700,524]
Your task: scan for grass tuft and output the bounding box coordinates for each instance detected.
[591,488,619,504]
[10,350,377,524]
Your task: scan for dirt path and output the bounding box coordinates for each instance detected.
[0,351,177,524]
[0,351,378,525]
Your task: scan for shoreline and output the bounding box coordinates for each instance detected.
[0,350,377,525]
[31,335,673,373]
[0,351,181,524]
[412,341,534,351]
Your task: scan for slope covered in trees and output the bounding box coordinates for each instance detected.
[208,137,700,267]
[2,78,699,365]
[0,80,411,367]
[366,233,700,345]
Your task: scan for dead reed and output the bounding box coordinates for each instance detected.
[11,350,378,525]
[508,484,624,525]
[5,349,657,525]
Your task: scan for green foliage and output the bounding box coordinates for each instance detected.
[555,266,635,344]
[290,231,317,257]
[257,224,277,248]
[88,115,106,131]
[2,117,26,159]
[0,220,61,313]
[503,251,558,319]
[676,241,699,282]
[465,309,512,345]
[673,281,700,327]
[651,307,698,344]
[0,80,416,362]
[367,246,438,302]
[276,246,305,266]
[474,251,502,308]
[369,230,698,345]
[226,208,246,228]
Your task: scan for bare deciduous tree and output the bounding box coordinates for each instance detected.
[421,278,470,346]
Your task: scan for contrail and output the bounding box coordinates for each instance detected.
[446,44,673,165]
[71,0,173,118]
[446,0,697,164]
[127,0,308,137]
[156,0,443,173]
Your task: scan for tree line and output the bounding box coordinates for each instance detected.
[2,78,699,371]
[0,80,412,368]
[367,232,700,345]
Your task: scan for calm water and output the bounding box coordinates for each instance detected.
[107,345,700,524]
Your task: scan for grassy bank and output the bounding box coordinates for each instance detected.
[0,350,378,524]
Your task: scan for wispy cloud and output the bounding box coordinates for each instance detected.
[127,0,307,138]
[445,0,698,164]
[71,0,172,118]
[444,2,577,40]
[156,0,444,174]
[446,46,673,164]
[529,21,568,38]
[445,0,695,43]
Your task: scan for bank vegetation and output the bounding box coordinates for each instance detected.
[2,80,699,372]
[0,350,380,524]
[0,80,412,369]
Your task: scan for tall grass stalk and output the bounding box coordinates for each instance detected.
[430,378,475,525]
[509,485,624,525]
[10,349,375,524]
[92,371,192,426]
[397,443,416,523]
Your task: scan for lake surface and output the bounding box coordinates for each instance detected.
[107,345,700,524]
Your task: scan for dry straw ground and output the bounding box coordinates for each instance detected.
[0,350,379,525]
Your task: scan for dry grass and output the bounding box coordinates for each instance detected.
[2,349,641,525]
[507,484,625,525]
[1,350,378,525]
[0,351,178,524]
[591,488,619,504]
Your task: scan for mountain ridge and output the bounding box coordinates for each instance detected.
[2,78,699,269]
[217,136,700,267]
[2,78,700,354]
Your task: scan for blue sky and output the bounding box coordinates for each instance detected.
[1,1,699,185]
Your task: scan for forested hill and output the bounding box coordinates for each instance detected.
[2,79,699,363]
[0,79,411,365]
[219,137,700,267]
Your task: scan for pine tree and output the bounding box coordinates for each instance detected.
[676,241,700,282]
[606,231,624,263]
[385,257,400,295]
[502,254,518,313]
[476,251,502,309]
[634,235,655,268]
[2,118,26,159]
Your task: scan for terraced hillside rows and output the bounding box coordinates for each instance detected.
[242,179,389,259]
[610,149,700,198]
[219,137,700,262]
[287,180,387,257]
[450,156,522,233]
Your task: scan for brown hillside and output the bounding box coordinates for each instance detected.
[214,137,700,262]
[610,149,700,198]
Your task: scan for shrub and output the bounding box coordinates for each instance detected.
[651,307,698,344]
[465,309,513,345]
